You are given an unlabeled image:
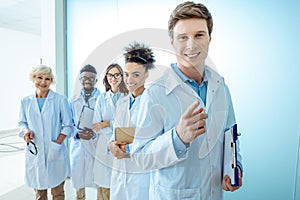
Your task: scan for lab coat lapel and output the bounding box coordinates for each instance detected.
[199,67,227,158]
[87,88,100,107]
[28,94,41,117]
[28,93,44,142]
[165,68,200,98]
[40,89,54,115]
[115,94,131,127]
[164,68,204,107]
[123,95,131,127]
[105,91,117,115]
[205,67,223,113]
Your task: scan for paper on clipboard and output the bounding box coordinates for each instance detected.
[223,124,239,186]
[115,127,135,144]
[77,106,94,130]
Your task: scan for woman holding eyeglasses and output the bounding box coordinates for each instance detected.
[92,63,128,200]
[108,42,155,200]
[18,65,72,200]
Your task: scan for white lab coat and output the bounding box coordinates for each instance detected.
[93,91,120,188]
[69,88,100,189]
[110,94,150,200]
[18,89,72,190]
[131,66,242,200]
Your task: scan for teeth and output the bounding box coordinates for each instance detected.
[185,53,199,58]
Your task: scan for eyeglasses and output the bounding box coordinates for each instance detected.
[80,76,95,82]
[107,73,122,79]
[27,141,38,155]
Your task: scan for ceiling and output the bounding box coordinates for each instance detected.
[0,0,40,35]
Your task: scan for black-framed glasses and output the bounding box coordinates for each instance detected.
[27,141,38,155]
[107,73,122,79]
[80,76,95,82]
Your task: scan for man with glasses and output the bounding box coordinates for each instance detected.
[69,64,101,200]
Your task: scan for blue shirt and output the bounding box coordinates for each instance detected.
[171,63,207,105]
[108,90,121,106]
[37,98,46,111]
[81,88,98,106]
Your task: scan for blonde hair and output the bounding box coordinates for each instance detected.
[29,65,56,84]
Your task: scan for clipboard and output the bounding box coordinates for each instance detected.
[223,124,239,186]
[77,105,94,130]
[115,127,135,144]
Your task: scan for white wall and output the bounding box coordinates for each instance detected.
[0,28,41,130]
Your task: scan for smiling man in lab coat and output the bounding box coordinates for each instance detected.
[131,2,243,200]
[69,64,102,200]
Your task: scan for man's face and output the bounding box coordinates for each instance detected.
[171,18,211,70]
[79,71,97,92]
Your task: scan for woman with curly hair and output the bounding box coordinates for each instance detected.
[108,42,155,200]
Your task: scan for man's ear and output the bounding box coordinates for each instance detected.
[170,38,174,46]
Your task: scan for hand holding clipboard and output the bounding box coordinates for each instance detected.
[223,124,242,191]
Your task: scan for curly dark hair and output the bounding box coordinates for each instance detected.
[124,42,155,71]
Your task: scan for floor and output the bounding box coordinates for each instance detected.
[0,130,97,200]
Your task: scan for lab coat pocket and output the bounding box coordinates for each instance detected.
[155,184,201,200]
[48,141,63,161]
[25,150,37,170]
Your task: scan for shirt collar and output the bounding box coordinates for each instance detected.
[81,88,97,98]
[108,90,120,97]
[171,63,208,86]
[129,92,141,101]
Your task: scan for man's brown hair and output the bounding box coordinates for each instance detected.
[168,1,213,38]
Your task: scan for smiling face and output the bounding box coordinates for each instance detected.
[106,67,122,92]
[34,74,52,93]
[79,71,97,94]
[171,18,211,72]
[124,62,149,97]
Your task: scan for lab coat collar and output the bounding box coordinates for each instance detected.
[80,88,98,97]
[73,88,100,102]
[163,64,223,92]
[28,89,55,100]
[163,64,224,111]
[119,93,130,104]
[163,67,186,95]
[105,90,120,100]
